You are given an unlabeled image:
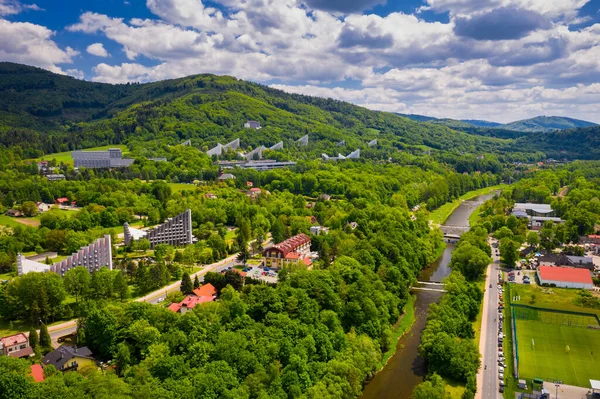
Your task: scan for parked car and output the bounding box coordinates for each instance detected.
[157,297,165,303]
[499,386,504,393]
[499,373,504,380]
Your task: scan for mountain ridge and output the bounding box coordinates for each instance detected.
[396,112,597,133]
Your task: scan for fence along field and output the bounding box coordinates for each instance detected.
[513,305,600,388]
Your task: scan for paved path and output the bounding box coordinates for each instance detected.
[477,239,502,399]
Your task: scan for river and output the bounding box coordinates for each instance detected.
[359,193,496,399]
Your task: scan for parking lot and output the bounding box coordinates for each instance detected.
[231,265,279,284]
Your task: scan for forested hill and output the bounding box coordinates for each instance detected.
[0,62,598,161]
[0,62,510,159]
[502,116,597,132]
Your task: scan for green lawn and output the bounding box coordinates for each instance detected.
[509,284,600,317]
[35,145,129,165]
[168,182,198,192]
[429,184,506,225]
[0,215,24,228]
[515,318,600,387]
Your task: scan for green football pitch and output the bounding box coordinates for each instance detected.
[515,318,600,387]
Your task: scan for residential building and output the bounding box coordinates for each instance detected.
[247,187,262,198]
[245,146,265,161]
[206,139,240,157]
[124,209,193,248]
[72,148,134,169]
[46,174,65,181]
[0,333,33,358]
[6,209,22,217]
[536,266,593,289]
[581,235,600,245]
[563,255,595,271]
[336,140,345,146]
[244,120,262,129]
[205,193,218,199]
[41,345,95,372]
[319,193,331,201]
[168,283,217,313]
[181,140,191,146]
[310,226,329,235]
[37,161,49,172]
[55,197,69,205]
[263,234,311,269]
[36,202,50,213]
[17,235,113,276]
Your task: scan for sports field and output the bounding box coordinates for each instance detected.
[514,307,600,387]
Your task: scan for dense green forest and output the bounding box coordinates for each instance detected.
[0,62,595,164]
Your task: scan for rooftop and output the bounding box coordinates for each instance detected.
[514,203,553,214]
[42,345,94,370]
[538,266,593,284]
[1,333,28,347]
[193,283,216,298]
[268,233,311,257]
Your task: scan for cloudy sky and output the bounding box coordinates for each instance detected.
[1,0,600,123]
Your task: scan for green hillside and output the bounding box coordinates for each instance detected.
[502,116,597,132]
[0,62,598,161]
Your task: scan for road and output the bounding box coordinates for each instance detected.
[47,252,245,344]
[476,239,502,399]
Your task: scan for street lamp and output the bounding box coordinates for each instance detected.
[554,381,561,399]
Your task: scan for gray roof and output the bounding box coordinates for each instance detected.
[514,203,553,214]
[511,210,528,218]
[566,255,593,265]
[218,173,236,180]
[42,345,94,370]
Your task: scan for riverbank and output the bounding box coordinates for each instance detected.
[377,294,417,370]
[429,184,506,225]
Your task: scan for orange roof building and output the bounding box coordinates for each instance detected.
[263,234,311,269]
[168,283,217,314]
[537,266,593,289]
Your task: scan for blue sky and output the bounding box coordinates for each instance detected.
[1,0,600,123]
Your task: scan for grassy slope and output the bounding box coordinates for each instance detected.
[377,294,417,370]
[509,284,600,317]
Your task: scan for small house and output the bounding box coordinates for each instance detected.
[5,209,22,217]
[55,197,69,205]
[244,120,262,129]
[36,202,50,213]
[1,333,33,358]
[205,193,218,200]
[41,345,95,372]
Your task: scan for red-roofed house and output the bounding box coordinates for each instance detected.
[1,333,33,358]
[537,266,593,289]
[193,283,217,298]
[168,283,217,314]
[30,364,44,382]
[263,234,311,269]
[55,197,69,205]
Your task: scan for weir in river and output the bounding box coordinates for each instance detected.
[359,195,495,399]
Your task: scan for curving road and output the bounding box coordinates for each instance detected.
[476,238,502,399]
[47,251,248,345]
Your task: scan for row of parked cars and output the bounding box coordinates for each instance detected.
[498,282,506,393]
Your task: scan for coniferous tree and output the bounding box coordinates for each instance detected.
[28,328,39,350]
[180,272,193,295]
[193,275,200,289]
[39,323,52,354]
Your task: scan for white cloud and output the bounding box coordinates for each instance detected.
[0,18,77,73]
[0,0,42,16]
[59,0,600,122]
[66,68,84,79]
[86,42,109,57]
